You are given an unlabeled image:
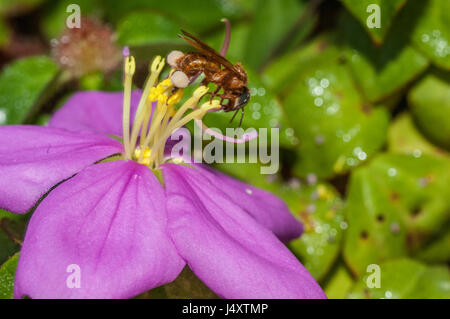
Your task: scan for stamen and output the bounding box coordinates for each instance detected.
[129,56,166,153]
[194,120,258,143]
[122,55,135,159]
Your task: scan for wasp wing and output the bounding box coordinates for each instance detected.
[179,30,242,78]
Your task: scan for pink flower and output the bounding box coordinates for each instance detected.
[0,53,325,299]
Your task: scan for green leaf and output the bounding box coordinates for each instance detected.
[0,56,59,125]
[343,153,450,275]
[409,71,450,150]
[411,0,450,70]
[340,0,407,44]
[388,112,448,157]
[243,0,310,70]
[117,11,183,48]
[323,263,354,299]
[348,259,450,299]
[283,62,389,178]
[415,228,450,263]
[105,0,243,32]
[0,253,19,299]
[262,33,342,96]
[339,3,429,102]
[288,183,346,281]
[214,162,345,280]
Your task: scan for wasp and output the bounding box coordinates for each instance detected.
[167,29,250,126]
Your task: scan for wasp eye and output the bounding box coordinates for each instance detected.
[171,71,190,88]
[167,50,184,68]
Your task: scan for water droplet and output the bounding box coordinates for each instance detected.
[307,247,315,255]
[388,168,397,177]
[252,111,261,120]
[320,78,330,88]
[385,291,392,299]
[346,157,356,166]
[421,34,430,43]
[412,149,422,158]
[326,103,340,115]
[313,86,324,96]
[340,221,348,230]
[251,102,261,111]
[314,97,323,107]
[257,87,266,96]
[269,119,278,127]
[342,134,351,143]
[250,87,258,96]
[308,78,318,87]
[285,128,295,137]
[357,151,367,161]
[245,188,253,195]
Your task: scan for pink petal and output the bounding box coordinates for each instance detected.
[15,161,184,299]
[49,90,142,136]
[162,163,326,299]
[195,164,303,242]
[0,125,122,214]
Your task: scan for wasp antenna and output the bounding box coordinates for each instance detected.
[220,18,231,57]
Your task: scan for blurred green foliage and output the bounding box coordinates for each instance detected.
[0,0,449,299]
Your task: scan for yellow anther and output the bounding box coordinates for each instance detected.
[124,56,136,75]
[134,147,152,165]
[150,56,165,73]
[160,78,173,89]
[157,93,168,105]
[168,89,184,106]
[193,86,209,99]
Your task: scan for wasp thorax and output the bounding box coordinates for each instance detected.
[167,50,184,68]
[171,70,190,88]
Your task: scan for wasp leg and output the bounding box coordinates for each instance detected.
[209,86,222,103]
[239,108,245,127]
[229,108,239,124]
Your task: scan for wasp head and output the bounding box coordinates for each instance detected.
[235,86,250,110]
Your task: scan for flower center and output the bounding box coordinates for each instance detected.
[121,48,220,169]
